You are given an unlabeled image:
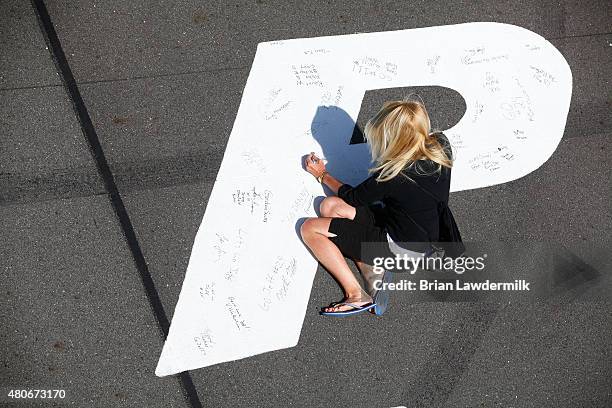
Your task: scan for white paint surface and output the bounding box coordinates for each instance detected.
[156,22,572,376]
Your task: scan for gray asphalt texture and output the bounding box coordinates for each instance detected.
[1,1,611,407]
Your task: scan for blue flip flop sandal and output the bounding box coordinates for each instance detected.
[372,269,393,316]
[319,302,376,317]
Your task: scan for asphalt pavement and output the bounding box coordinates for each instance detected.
[1,1,611,407]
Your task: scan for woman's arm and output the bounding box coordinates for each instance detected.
[304,153,344,194]
[303,153,387,205]
[320,172,343,194]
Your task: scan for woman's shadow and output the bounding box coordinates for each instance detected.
[295,104,372,236]
[305,105,372,196]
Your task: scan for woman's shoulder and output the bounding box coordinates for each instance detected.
[431,131,453,159]
[429,130,448,143]
[400,131,452,179]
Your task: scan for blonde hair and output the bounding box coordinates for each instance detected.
[364,99,453,182]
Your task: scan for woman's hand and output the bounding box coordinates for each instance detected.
[304,152,343,193]
[304,152,326,178]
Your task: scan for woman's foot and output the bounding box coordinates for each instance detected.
[321,291,373,313]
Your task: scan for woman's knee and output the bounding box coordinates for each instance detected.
[319,196,343,217]
[300,217,333,242]
[300,218,316,240]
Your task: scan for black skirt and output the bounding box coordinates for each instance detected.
[327,204,395,266]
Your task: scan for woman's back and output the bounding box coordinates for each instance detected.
[337,132,452,252]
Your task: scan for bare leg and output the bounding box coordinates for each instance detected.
[300,217,372,312]
[318,196,356,219]
[354,260,382,296]
[301,196,373,312]
[319,197,384,296]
